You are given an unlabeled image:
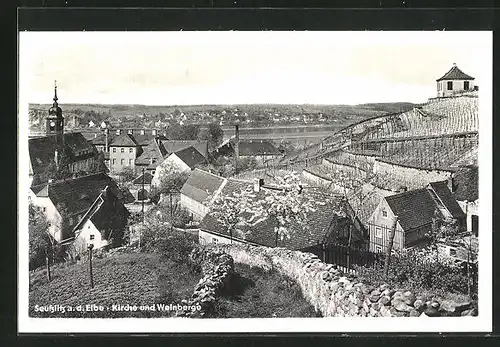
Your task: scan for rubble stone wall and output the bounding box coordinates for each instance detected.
[216,243,476,318]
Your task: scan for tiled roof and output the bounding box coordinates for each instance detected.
[385,188,437,231]
[73,186,129,239]
[160,140,208,158]
[87,187,129,237]
[436,65,475,81]
[429,181,466,219]
[132,134,168,146]
[180,169,226,204]
[199,182,350,250]
[91,133,116,146]
[109,133,138,147]
[173,146,206,169]
[135,139,167,167]
[41,173,121,217]
[230,139,281,156]
[132,171,153,185]
[29,133,97,175]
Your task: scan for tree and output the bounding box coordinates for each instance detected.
[165,123,200,140]
[117,166,136,184]
[29,203,54,272]
[428,209,461,262]
[151,165,189,213]
[89,151,108,174]
[44,146,72,181]
[209,172,338,247]
[198,122,224,152]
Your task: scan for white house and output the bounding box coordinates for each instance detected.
[152,146,206,186]
[29,173,129,248]
[436,64,475,97]
[179,169,227,222]
[72,185,129,254]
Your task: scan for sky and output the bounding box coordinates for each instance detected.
[19,31,491,106]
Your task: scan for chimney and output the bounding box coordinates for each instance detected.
[152,129,157,136]
[234,124,240,172]
[399,186,408,193]
[54,149,59,168]
[140,129,145,135]
[254,178,264,192]
[48,179,53,184]
[105,128,109,152]
[94,133,97,139]
[116,129,121,135]
[128,129,133,134]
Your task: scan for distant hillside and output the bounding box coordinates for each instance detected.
[28,102,415,133]
[357,102,418,114]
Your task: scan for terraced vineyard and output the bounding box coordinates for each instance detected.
[29,251,200,318]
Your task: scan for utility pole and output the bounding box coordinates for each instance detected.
[142,167,145,224]
[45,248,51,282]
[383,215,399,279]
[88,244,94,289]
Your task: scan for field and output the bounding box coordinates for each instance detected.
[213,263,320,318]
[29,251,200,318]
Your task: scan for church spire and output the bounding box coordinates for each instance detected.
[53,80,58,105]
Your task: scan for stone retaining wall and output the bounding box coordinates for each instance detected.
[176,247,234,318]
[215,243,477,318]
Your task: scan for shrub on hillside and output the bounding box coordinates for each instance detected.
[354,250,474,296]
[171,207,192,228]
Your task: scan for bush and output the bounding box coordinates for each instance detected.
[171,207,192,228]
[354,250,475,296]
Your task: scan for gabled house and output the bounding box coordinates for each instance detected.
[72,185,130,254]
[134,138,168,175]
[367,181,466,253]
[154,146,207,176]
[179,168,226,222]
[30,173,129,244]
[198,178,361,251]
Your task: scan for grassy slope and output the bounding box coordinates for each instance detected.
[214,263,321,318]
[29,252,199,318]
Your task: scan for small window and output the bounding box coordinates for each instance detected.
[382,210,388,218]
[113,148,116,153]
[212,238,218,244]
[464,81,470,90]
[129,159,133,165]
[375,227,382,239]
[42,207,46,212]
[121,159,124,165]
[69,217,73,225]
[449,248,457,257]
[447,81,453,90]
[89,234,95,240]
[129,148,133,153]
[375,245,383,253]
[121,148,125,153]
[112,158,116,165]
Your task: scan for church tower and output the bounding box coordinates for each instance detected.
[45,80,64,144]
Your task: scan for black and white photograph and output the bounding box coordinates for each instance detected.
[18,30,492,333]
